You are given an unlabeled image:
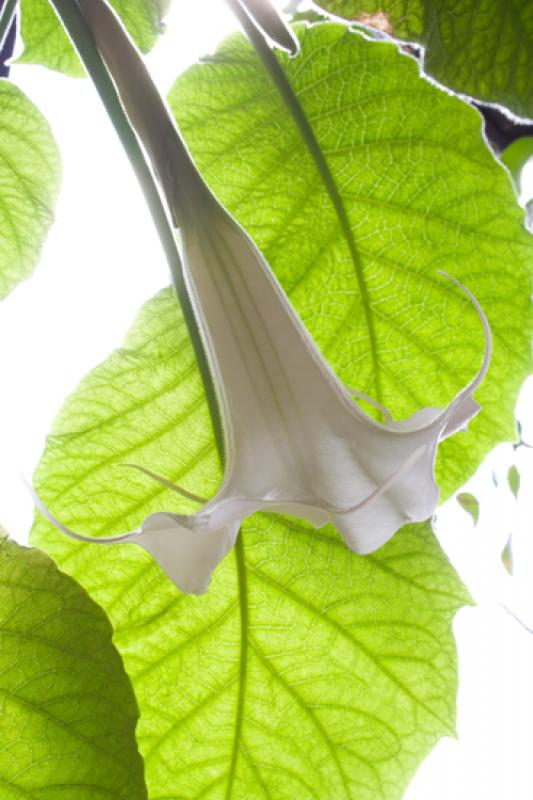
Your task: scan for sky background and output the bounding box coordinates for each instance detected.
[1,2,533,797]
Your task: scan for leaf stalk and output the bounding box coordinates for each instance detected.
[46,0,224,460]
[0,0,17,51]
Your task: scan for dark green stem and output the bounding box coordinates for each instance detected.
[0,0,16,50]
[226,0,381,400]
[47,0,224,460]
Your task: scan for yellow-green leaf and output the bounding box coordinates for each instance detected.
[18,0,164,76]
[0,534,147,798]
[314,0,533,119]
[0,81,60,299]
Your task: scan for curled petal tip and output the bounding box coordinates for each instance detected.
[27,480,138,546]
[121,463,207,504]
[28,478,239,595]
[286,38,300,58]
[437,269,492,392]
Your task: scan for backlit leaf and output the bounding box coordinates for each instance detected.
[500,137,533,189]
[507,464,521,498]
[502,534,513,574]
[0,81,60,300]
[314,0,533,119]
[0,533,147,798]
[456,492,479,525]
[18,0,164,76]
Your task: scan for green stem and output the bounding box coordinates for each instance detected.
[225,0,382,400]
[47,0,224,460]
[227,528,248,798]
[0,0,16,51]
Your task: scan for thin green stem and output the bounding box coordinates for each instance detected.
[0,0,16,51]
[47,0,224,460]
[226,528,248,799]
[225,0,382,400]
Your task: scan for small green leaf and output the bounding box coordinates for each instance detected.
[0,534,147,798]
[456,492,480,525]
[500,137,533,188]
[507,464,521,498]
[168,24,533,499]
[32,289,470,800]
[502,534,514,574]
[291,9,327,24]
[0,81,60,300]
[18,0,163,76]
[314,1,533,119]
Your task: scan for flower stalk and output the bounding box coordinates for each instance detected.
[47,0,224,454]
[0,0,16,51]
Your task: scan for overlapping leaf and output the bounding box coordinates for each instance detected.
[0,81,60,300]
[314,0,533,119]
[0,532,147,798]
[18,0,165,76]
[29,22,533,799]
[168,23,533,497]
[32,288,470,799]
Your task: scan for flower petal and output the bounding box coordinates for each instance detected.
[331,445,438,554]
[135,513,240,594]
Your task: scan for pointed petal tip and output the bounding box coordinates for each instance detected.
[237,0,300,56]
[437,269,492,370]
[27,480,238,596]
[436,270,492,421]
[26,479,138,546]
[442,397,482,438]
[287,38,300,57]
[121,463,207,504]
[263,27,299,56]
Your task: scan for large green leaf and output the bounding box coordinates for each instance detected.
[0,532,147,798]
[18,0,164,76]
[314,0,533,119]
[32,288,470,799]
[0,81,60,300]
[168,23,533,498]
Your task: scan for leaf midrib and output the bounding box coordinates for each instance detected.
[225,531,249,799]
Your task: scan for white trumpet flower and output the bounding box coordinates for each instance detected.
[35,0,491,594]
[36,201,491,593]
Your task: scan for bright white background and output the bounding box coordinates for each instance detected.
[1,1,533,797]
